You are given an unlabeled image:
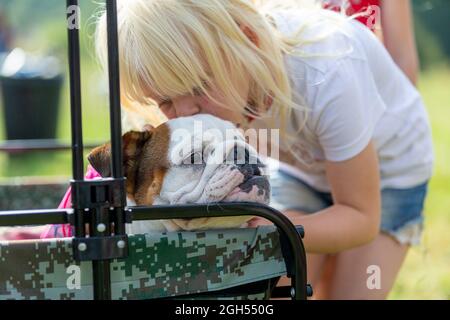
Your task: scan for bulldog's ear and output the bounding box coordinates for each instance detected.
[87,131,152,178]
[87,143,112,177]
[122,130,152,166]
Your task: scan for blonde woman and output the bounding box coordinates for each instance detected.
[94,0,433,299]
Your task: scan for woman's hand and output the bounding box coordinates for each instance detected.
[247,210,309,228]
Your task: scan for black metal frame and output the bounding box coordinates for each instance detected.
[0,0,310,300]
[0,140,103,153]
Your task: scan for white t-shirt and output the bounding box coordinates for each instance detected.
[256,9,433,192]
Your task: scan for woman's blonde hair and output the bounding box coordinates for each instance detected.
[95,0,349,138]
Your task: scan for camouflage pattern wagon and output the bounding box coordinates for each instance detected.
[0,226,287,300]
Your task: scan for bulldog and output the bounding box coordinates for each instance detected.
[88,114,270,234]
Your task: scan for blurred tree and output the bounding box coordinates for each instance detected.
[0,0,447,70]
[0,9,11,52]
[413,0,450,69]
[0,0,103,60]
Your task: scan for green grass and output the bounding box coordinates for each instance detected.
[0,65,449,299]
[388,65,450,300]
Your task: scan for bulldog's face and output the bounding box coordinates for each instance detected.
[88,114,270,232]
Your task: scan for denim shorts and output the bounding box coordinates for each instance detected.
[269,170,429,246]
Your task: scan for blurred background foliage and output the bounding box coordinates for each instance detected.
[413,0,450,68]
[0,0,110,177]
[1,0,449,73]
[0,0,448,299]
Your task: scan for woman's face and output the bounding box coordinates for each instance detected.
[143,77,250,126]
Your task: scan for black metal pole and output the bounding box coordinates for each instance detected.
[67,0,112,300]
[67,0,84,182]
[106,0,126,237]
[0,209,70,226]
[67,0,85,240]
[106,0,124,180]
[0,140,104,153]
[90,206,113,300]
[88,0,125,300]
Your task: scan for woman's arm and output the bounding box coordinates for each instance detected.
[380,0,419,84]
[289,141,381,253]
[254,142,381,254]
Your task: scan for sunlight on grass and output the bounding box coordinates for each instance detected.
[389,65,450,300]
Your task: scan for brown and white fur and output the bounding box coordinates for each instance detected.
[88,114,270,234]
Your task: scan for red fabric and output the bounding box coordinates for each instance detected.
[40,165,102,239]
[348,0,381,30]
[325,0,381,32]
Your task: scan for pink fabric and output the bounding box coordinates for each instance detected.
[40,165,102,239]
[0,226,49,241]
